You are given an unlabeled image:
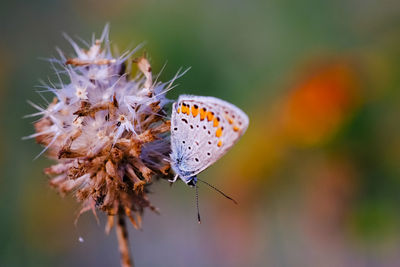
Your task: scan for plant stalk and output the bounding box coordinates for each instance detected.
[116,211,133,267]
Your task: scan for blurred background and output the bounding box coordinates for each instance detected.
[1,0,400,266]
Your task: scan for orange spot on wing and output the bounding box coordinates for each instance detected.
[217,140,222,147]
[216,127,223,137]
[181,105,186,114]
[224,114,234,124]
[213,117,219,127]
[233,126,240,132]
[200,108,207,120]
[177,107,181,114]
[207,112,214,121]
[191,106,199,117]
[182,105,190,115]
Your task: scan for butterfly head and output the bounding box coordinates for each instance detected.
[186,176,197,187]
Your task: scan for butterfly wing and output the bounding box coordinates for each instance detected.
[170,95,249,179]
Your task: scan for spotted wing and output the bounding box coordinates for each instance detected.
[170,95,249,179]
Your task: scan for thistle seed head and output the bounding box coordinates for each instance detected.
[27,25,178,228]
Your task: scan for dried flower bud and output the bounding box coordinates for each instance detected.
[25,25,180,232]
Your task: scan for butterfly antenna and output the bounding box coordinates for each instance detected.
[197,178,238,205]
[195,184,201,224]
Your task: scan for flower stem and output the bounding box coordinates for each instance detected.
[116,210,134,267]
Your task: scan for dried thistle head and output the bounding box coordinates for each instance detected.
[26,25,179,230]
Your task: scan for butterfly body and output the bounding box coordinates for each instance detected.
[170,95,249,186]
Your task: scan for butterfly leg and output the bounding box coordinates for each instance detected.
[168,174,179,183]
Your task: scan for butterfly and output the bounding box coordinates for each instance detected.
[169,95,249,221]
[169,94,249,186]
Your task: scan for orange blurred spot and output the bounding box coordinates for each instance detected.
[217,140,222,147]
[282,60,360,146]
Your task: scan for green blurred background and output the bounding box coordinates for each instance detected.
[1,0,400,266]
